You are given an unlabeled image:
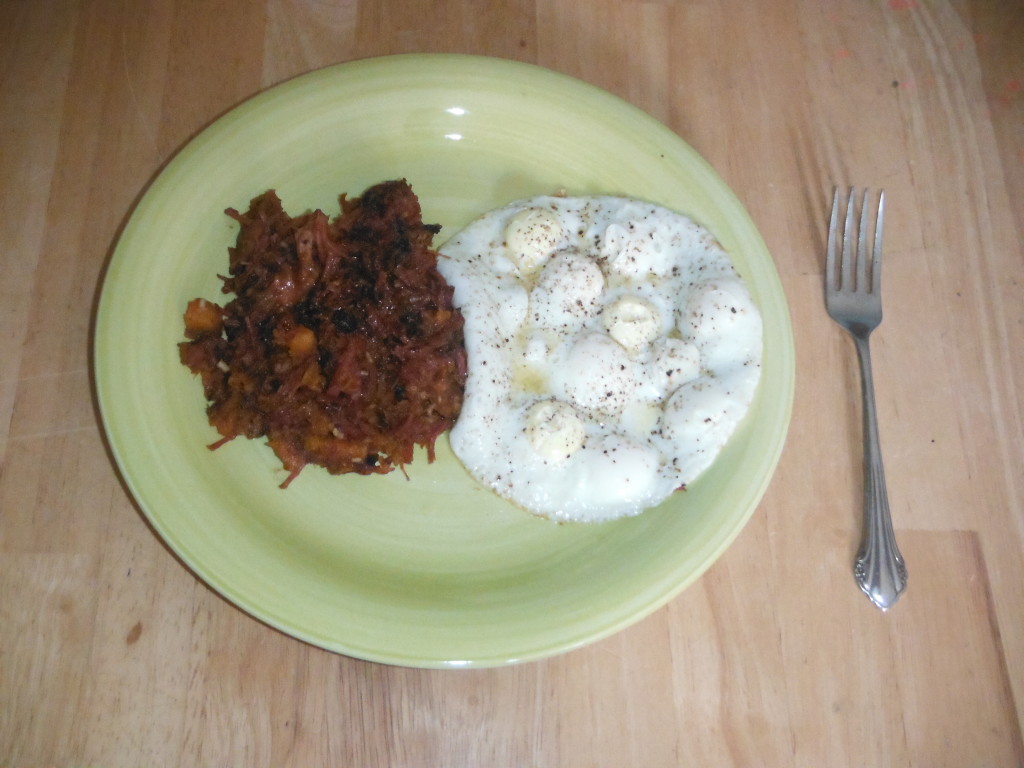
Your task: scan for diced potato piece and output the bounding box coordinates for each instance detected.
[288,326,317,359]
[183,298,223,337]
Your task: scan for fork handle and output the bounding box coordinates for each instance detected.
[852,335,908,610]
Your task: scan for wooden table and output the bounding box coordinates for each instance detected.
[3,1,1022,764]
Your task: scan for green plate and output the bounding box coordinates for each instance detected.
[94,54,794,667]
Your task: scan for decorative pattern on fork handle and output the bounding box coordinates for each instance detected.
[825,187,908,611]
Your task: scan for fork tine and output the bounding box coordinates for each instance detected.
[842,186,856,291]
[857,188,871,293]
[872,189,885,295]
[827,187,840,290]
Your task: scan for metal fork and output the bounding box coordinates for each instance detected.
[825,187,907,610]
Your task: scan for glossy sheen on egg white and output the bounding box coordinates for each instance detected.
[438,195,763,523]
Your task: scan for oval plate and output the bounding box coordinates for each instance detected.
[94,54,794,668]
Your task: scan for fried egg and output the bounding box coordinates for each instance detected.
[437,195,762,522]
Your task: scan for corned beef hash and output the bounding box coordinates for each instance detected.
[179,180,466,487]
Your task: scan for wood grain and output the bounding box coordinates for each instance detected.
[2,1,1022,765]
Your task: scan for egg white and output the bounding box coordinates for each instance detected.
[437,195,763,523]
